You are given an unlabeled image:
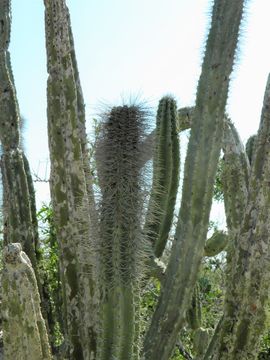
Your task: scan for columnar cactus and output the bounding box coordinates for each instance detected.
[44,1,98,358]
[3,0,270,359]
[143,1,246,358]
[0,0,39,268]
[144,96,180,258]
[96,105,147,360]
[210,74,270,360]
[2,243,51,360]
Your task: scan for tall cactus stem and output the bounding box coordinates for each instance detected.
[143,1,246,358]
[144,96,180,258]
[97,105,147,360]
[212,74,270,359]
[44,0,99,358]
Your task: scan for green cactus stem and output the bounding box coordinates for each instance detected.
[245,134,257,165]
[193,328,211,357]
[186,284,202,331]
[2,243,52,360]
[44,0,98,358]
[177,106,194,131]
[1,150,37,266]
[97,105,147,360]
[211,74,270,359]
[203,120,250,360]
[0,0,41,275]
[143,1,246,358]
[204,230,228,257]
[144,96,180,258]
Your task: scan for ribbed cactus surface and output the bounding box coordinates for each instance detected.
[144,96,179,258]
[44,1,98,358]
[97,105,147,360]
[143,1,246,358]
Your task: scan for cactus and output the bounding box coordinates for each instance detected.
[4,0,270,359]
[144,96,180,258]
[204,230,228,257]
[2,243,51,360]
[193,328,211,357]
[44,1,99,358]
[143,1,245,358]
[186,284,202,331]
[0,0,38,262]
[96,105,147,359]
[209,74,270,360]
[245,134,257,165]
[0,0,46,331]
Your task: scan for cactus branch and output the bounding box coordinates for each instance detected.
[212,74,270,359]
[143,1,246,358]
[97,105,147,360]
[144,96,180,258]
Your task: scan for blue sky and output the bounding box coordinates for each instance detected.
[9,0,270,207]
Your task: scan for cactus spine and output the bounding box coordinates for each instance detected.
[144,96,179,258]
[97,105,146,360]
[143,1,245,358]
[2,243,51,360]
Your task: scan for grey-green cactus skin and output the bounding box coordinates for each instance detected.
[245,134,257,165]
[186,284,202,331]
[203,121,250,359]
[96,105,146,360]
[204,231,228,257]
[44,1,98,358]
[143,1,245,358]
[144,96,179,258]
[0,0,41,273]
[208,74,270,360]
[2,243,51,360]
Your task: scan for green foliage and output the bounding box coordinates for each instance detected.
[213,158,224,202]
[37,204,63,349]
[199,257,225,330]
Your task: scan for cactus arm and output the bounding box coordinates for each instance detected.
[203,120,250,359]
[97,105,146,359]
[222,120,250,232]
[44,1,98,358]
[213,74,270,359]
[21,152,40,255]
[0,0,41,276]
[139,106,194,168]
[245,134,257,165]
[0,1,20,149]
[186,283,202,331]
[204,230,228,257]
[2,243,52,360]
[1,150,37,265]
[143,1,246,358]
[144,96,180,258]
[65,6,98,220]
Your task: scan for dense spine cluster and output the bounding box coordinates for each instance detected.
[4,0,270,359]
[97,105,146,360]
